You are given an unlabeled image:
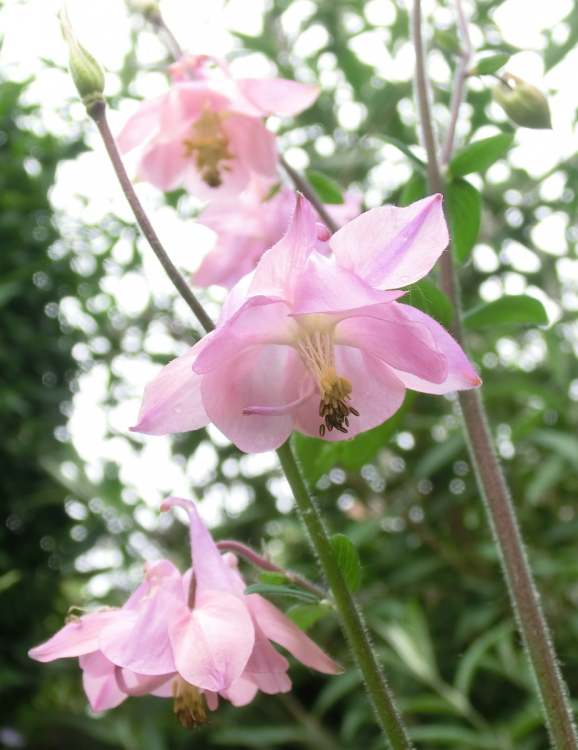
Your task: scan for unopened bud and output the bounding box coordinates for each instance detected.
[59,9,105,115]
[493,73,551,130]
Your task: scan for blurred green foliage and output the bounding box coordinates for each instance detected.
[3,0,578,749]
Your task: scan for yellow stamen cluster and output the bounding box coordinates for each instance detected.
[182,106,232,188]
[318,367,358,437]
[172,676,209,729]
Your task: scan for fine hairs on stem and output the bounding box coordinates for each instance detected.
[87,35,414,750]
[411,2,578,748]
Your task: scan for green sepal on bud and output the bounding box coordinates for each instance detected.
[59,8,105,115]
[493,73,552,130]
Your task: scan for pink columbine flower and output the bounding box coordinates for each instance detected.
[132,192,481,452]
[192,179,363,288]
[29,498,339,724]
[117,55,319,199]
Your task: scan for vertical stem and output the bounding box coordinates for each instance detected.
[441,0,473,165]
[146,8,184,61]
[277,442,413,750]
[411,2,578,748]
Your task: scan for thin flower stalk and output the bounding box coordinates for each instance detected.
[411,2,578,747]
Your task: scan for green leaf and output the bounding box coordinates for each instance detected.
[409,725,498,748]
[399,173,427,206]
[463,294,548,330]
[377,602,439,683]
[330,533,362,592]
[445,178,481,262]
[404,279,453,328]
[473,53,510,75]
[455,621,514,696]
[287,602,332,630]
[449,133,514,177]
[306,170,344,204]
[244,583,319,603]
[531,430,578,464]
[258,571,287,586]
[213,726,306,746]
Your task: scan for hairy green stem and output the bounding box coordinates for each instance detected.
[277,443,413,750]
[91,95,412,748]
[411,2,578,747]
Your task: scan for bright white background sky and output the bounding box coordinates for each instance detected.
[2,0,578,588]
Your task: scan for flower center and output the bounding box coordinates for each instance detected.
[296,330,359,437]
[172,676,208,729]
[182,106,233,188]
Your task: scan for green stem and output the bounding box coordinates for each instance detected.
[277,442,413,750]
[411,2,578,747]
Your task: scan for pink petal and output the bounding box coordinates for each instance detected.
[192,298,295,375]
[291,253,405,316]
[98,567,184,675]
[335,304,448,384]
[294,347,406,441]
[250,194,319,302]
[242,625,291,695]
[131,344,210,435]
[220,677,259,707]
[205,691,220,711]
[192,235,263,289]
[115,667,174,697]
[200,343,306,453]
[330,194,448,289]
[169,591,255,692]
[325,189,364,228]
[138,136,189,192]
[226,114,278,179]
[116,95,165,153]
[28,610,118,662]
[192,181,294,289]
[236,78,319,116]
[247,595,341,675]
[79,652,127,712]
[160,497,240,598]
[387,304,482,393]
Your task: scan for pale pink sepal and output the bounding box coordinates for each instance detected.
[236,78,320,116]
[330,194,448,289]
[247,595,342,675]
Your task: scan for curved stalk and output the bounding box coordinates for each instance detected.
[411,2,578,747]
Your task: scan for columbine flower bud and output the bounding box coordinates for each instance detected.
[493,73,551,129]
[59,9,105,114]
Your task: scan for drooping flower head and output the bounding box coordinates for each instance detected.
[117,55,319,199]
[29,498,339,722]
[192,178,363,289]
[132,192,481,452]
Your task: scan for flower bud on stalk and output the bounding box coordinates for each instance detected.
[493,73,552,129]
[58,9,105,116]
